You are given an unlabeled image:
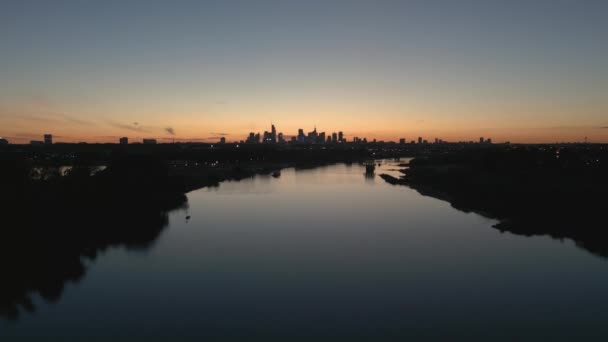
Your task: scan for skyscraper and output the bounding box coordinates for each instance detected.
[338,131,344,142]
[332,132,338,143]
[298,129,305,143]
[271,124,277,143]
[44,134,53,145]
[308,127,318,143]
[119,137,128,145]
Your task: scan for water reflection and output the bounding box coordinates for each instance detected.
[3,161,608,340]
[0,197,187,319]
[0,157,188,320]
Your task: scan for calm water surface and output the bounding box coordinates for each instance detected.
[3,160,608,340]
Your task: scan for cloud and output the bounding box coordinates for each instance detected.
[600,126,608,129]
[13,114,60,124]
[210,132,229,136]
[165,127,175,135]
[62,115,94,126]
[106,120,149,132]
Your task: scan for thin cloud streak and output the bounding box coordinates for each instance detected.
[62,115,94,126]
[106,120,149,133]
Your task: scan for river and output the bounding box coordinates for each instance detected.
[3,160,608,340]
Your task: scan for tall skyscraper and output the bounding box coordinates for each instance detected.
[332,132,338,143]
[271,124,277,143]
[338,131,344,142]
[418,137,422,144]
[44,134,53,145]
[308,127,318,143]
[298,129,305,143]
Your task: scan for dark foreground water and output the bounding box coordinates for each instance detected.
[3,160,608,340]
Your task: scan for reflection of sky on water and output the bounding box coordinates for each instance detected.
[3,161,608,340]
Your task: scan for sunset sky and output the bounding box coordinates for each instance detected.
[1,1,607,144]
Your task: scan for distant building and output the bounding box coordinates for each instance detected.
[479,137,484,144]
[308,127,318,143]
[298,129,305,143]
[30,140,44,145]
[399,138,406,144]
[44,134,53,145]
[487,138,492,144]
[119,137,128,145]
[418,137,423,144]
[332,132,338,143]
[278,132,285,143]
[318,132,325,144]
[219,137,226,144]
[143,139,157,144]
[0,138,8,145]
[271,124,277,143]
[338,131,344,142]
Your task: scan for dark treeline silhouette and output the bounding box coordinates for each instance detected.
[381,145,608,257]
[0,153,188,319]
[1,142,403,168]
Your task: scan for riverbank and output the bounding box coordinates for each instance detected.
[380,147,608,257]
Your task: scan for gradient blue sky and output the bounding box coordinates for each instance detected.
[1,0,607,143]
